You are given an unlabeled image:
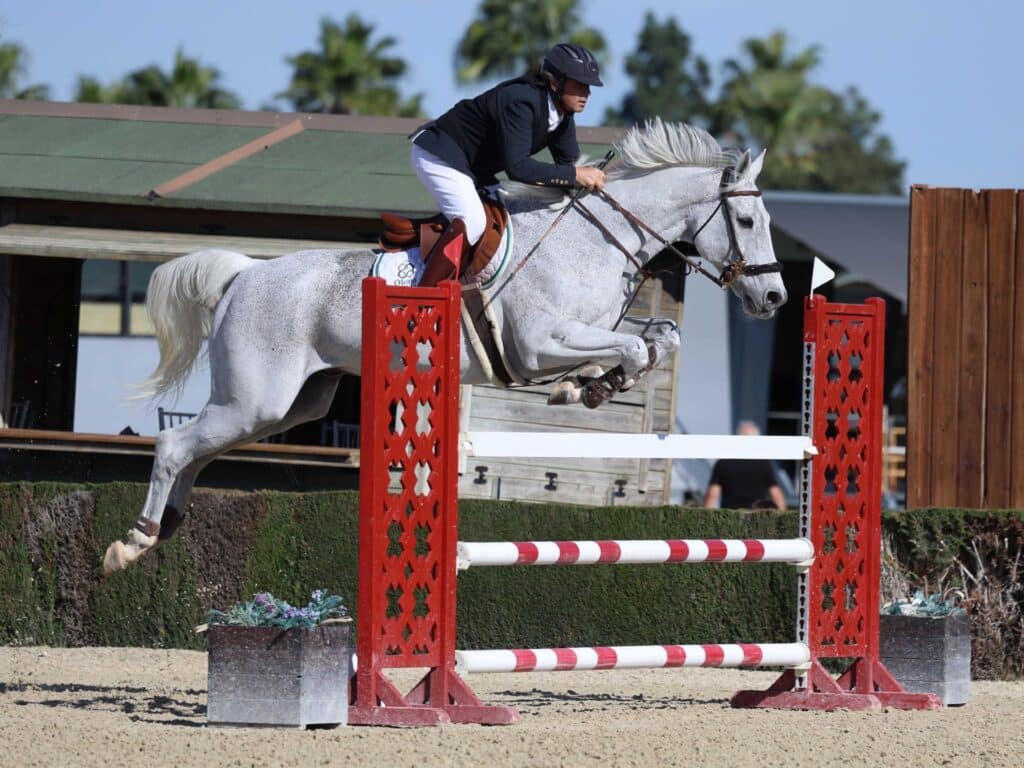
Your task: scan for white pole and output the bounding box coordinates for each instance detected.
[462,432,816,459]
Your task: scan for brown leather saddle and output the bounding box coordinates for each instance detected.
[378,194,508,281]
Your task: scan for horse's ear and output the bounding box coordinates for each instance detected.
[736,149,752,174]
[749,149,766,181]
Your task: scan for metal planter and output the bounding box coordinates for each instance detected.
[879,612,971,706]
[207,620,352,727]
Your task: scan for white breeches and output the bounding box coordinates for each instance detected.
[410,144,486,245]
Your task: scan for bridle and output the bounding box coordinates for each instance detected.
[575,166,784,288]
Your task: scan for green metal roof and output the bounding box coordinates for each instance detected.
[0,101,622,218]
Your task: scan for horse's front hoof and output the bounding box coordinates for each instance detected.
[581,384,606,409]
[102,529,157,575]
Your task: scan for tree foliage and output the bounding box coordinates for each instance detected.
[277,15,422,116]
[0,42,50,100]
[74,48,240,109]
[603,13,710,127]
[455,0,606,84]
[610,24,904,194]
[712,31,904,193]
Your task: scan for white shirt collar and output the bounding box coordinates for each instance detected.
[547,93,563,132]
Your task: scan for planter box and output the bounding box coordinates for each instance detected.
[879,613,970,706]
[207,620,352,727]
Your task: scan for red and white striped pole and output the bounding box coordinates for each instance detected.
[456,643,810,673]
[457,538,813,568]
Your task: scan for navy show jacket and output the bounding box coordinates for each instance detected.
[413,76,579,188]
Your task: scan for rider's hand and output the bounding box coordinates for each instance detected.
[575,166,606,191]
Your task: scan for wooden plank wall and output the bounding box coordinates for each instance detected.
[459,277,682,507]
[907,186,1023,508]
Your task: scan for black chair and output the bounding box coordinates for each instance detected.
[9,400,31,428]
[158,407,286,443]
[157,407,196,431]
[321,420,360,449]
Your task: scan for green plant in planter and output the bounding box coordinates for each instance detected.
[206,589,347,630]
[883,590,965,618]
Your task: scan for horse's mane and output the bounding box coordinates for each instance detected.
[502,118,751,209]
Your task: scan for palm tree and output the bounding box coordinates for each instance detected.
[74,49,240,109]
[455,0,607,84]
[713,31,826,150]
[714,31,903,193]
[0,42,51,100]
[277,15,422,116]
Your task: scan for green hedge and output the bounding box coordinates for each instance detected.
[457,501,795,648]
[2,483,1021,678]
[0,482,796,650]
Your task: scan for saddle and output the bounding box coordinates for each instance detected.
[378,193,507,282]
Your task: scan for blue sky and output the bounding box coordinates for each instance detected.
[2,1,1019,190]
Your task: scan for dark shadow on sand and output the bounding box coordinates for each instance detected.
[5,682,206,727]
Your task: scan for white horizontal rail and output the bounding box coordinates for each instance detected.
[455,642,810,673]
[461,432,816,460]
[457,538,814,569]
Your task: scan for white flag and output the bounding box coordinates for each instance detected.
[810,257,836,293]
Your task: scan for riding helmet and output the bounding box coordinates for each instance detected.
[542,43,603,87]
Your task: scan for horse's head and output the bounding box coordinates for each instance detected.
[684,149,787,319]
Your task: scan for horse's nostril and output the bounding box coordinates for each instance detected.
[765,290,783,307]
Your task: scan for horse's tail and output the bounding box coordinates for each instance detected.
[133,249,255,401]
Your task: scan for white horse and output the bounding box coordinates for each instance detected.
[103,119,786,574]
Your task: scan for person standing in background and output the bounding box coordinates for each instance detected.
[702,421,787,510]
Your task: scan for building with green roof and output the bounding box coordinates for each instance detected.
[0,99,910,505]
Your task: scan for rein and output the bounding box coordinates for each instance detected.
[582,169,784,289]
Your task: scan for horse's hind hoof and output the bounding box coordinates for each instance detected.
[102,529,157,575]
[102,540,130,575]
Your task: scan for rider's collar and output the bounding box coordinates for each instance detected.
[546,93,563,132]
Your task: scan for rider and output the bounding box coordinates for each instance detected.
[410,42,607,285]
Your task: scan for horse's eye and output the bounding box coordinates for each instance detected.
[737,216,754,228]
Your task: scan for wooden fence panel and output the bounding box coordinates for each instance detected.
[928,189,965,506]
[908,186,1023,509]
[1013,192,1024,507]
[907,187,938,507]
[955,192,988,506]
[984,190,1017,507]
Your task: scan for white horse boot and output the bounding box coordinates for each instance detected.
[102,518,159,574]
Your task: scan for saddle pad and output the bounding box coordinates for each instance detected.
[370,246,426,287]
[371,220,513,289]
